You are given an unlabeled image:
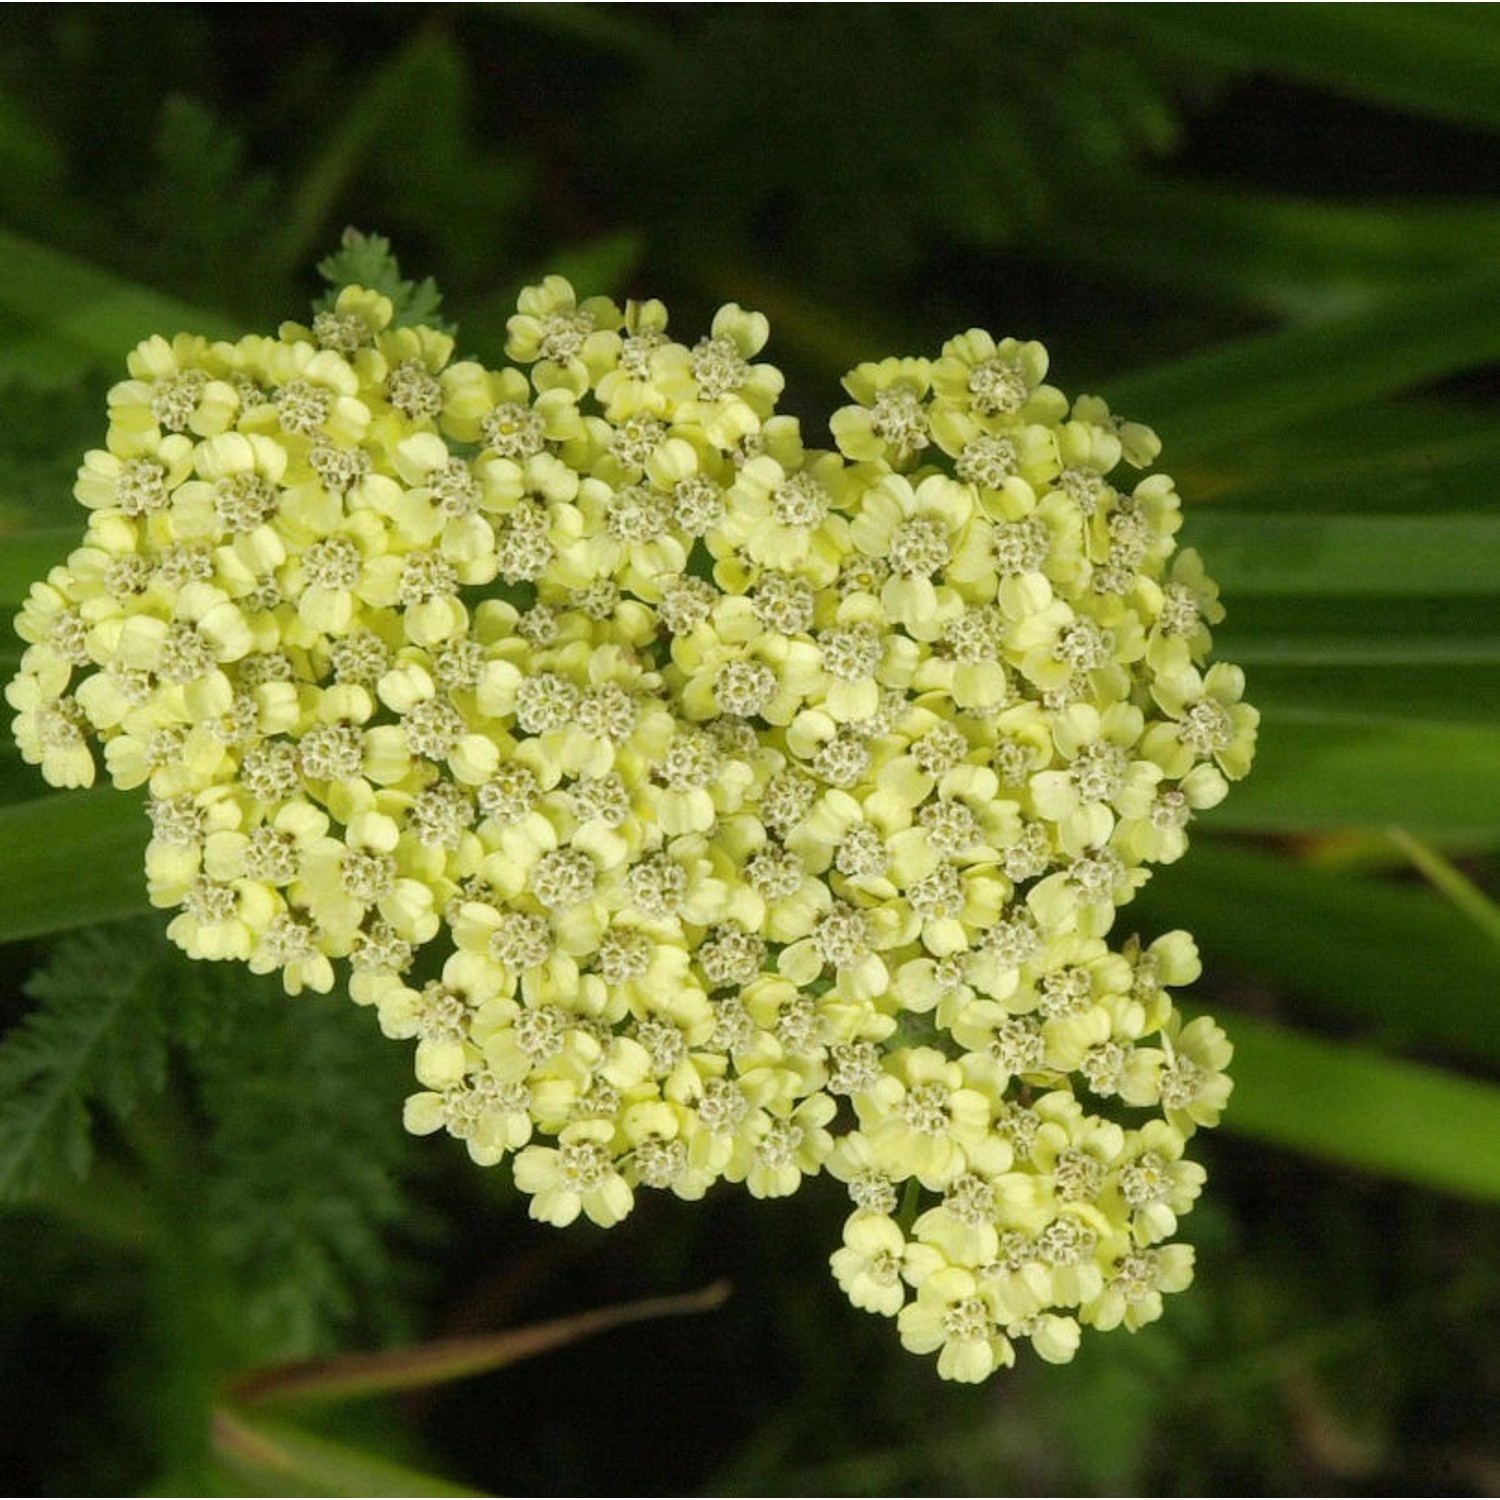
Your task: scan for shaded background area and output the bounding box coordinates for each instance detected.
[1,6,1499,1495]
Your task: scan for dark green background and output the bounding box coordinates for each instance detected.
[2,7,1499,1495]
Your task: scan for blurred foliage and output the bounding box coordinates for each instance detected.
[2,4,1499,1495]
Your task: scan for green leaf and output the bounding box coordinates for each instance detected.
[1102,265,1500,463]
[228,1281,731,1408]
[1132,841,1500,1064]
[0,926,171,1201]
[0,323,101,390]
[0,526,76,604]
[185,964,421,1359]
[1038,177,1500,322]
[211,1408,484,1499]
[1246,663,1500,730]
[0,790,149,942]
[1137,6,1500,136]
[1389,827,1500,949]
[4,916,421,1353]
[1205,718,1500,838]
[1201,397,1500,512]
[1187,514,1500,598]
[315,228,449,334]
[1221,1013,1500,1202]
[0,226,236,362]
[0,380,102,528]
[1216,596,1500,668]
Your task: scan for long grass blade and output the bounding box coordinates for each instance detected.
[1222,1013,1500,1202]
[211,1408,484,1499]
[1103,266,1500,462]
[1137,7,1500,136]
[1388,827,1500,949]
[227,1281,731,1408]
[0,790,148,943]
[0,228,235,358]
[1132,840,1500,1063]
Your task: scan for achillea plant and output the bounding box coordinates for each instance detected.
[6,238,1255,1381]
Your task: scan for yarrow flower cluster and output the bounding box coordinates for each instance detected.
[7,270,1255,1381]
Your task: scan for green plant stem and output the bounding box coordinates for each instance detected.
[28,1153,157,1253]
[1389,827,1500,948]
[121,1092,245,1489]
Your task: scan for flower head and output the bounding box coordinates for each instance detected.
[7,263,1255,1383]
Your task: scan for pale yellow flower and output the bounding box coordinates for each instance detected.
[831,1211,917,1317]
[513,1118,633,1226]
[7,268,1258,1384]
[897,1265,1016,1382]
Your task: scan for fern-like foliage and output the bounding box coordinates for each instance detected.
[189,960,423,1355]
[1,922,423,1356]
[0,925,174,1202]
[315,228,452,334]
